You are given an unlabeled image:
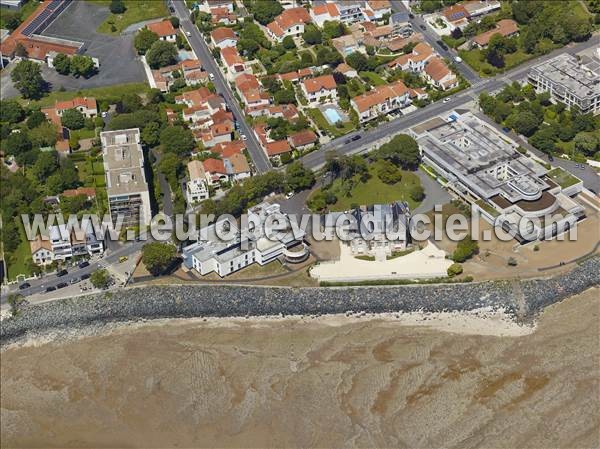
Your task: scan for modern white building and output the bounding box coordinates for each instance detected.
[101,129,153,228]
[182,203,307,277]
[46,220,104,262]
[186,160,210,205]
[528,53,600,115]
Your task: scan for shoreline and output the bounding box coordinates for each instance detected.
[1,256,598,346]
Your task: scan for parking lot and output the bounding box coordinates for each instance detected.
[39,0,146,90]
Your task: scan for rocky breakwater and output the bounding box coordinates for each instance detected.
[1,256,598,345]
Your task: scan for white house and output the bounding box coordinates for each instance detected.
[210,27,238,49]
[301,74,337,105]
[186,160,210,205]
[351,80,411,123]
[146,20,178,42]
[266,7,311,41]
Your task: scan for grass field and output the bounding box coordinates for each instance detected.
[89,0,169,35]
[459,48,539,77]
[310,166,422,212]
[547,167,581,188]
[306,108,356,138]
[7,221,32,280]
[19,83,151,108]
[359,71,387,86]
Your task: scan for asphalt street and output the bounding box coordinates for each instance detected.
[172,0,272,174]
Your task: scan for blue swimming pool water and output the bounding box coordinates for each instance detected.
[324,108,342,124]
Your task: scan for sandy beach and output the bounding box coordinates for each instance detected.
[1,288,599,448]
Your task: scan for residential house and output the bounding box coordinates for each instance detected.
[30,235,54,266]
[351,80,410,122]
[266,7,312,41]
[334,1,367,24]
[210,6,238,25]
[195,121,233,148]
[265,140,292,160]
[389,11,413,38]
[462,0,501,18]
[289,129,318,151]
[47,220,104,262]
[332,34,363,56]
[213,140,246,158]
[310,3,340,27]
[61,187,96,200]
[301,74,337,105]
[221,46,247,81]
[440,4,470,30]
[199,0,234,13]
[387,42,434,72]
[336,62,358,78]
[226,152,251,182]
[424,57,458,90]
[186,160,210,205]
[277,67,313,83]
[471,19,519,48]
[211,27,238,49]
[235,73,270,111]
[151,59,206,92]
[365,0,392,21]
[42,97,98,125]
[367,24,394,42]
[147,20,178,42]
[202,158,228,186]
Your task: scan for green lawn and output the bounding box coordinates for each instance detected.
[359,71,387,86]
[459,48,537,77]
[90,0,169,35]
[306,108,356,138]
[311,166,422,212]
[347,78,366,97]
[7,221,32,280]
[0,0,40,29]
[20,83,151,108]
[547,167,581,188]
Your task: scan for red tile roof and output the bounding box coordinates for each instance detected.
[267,7,311,37]
[473,19,519,46]
[289,129,318,147]
[425,57,452,82]
[302,74,337,94]
[265,140,292,156]
[202,158,226,174]
[55,97,97,111]
[213,140,246,158]
[62,187,96,198]
[211,27,237,44]
[147,20,177,37]
[352,80,409,113]
[220,46,243,66]
[312,3,339,17]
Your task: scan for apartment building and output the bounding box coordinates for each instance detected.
[351,80,410,122]
[44,220,104,262]
[528,53,600,115]
[182,202,306,277]
[410,112,585,242]
[101,129,152,228]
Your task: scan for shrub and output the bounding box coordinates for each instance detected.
[447,263,463,277]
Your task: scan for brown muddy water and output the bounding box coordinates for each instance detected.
[1,288,599,448]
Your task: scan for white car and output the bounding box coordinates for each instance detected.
[209,73,215,81]
[443,97,451,103]
[454,56,462,63]
[185,31,191,37]
[240,134,247,141]
[101,111,108,118]
[285,192,294,199]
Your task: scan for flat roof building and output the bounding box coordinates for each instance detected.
[528,53,600,115]
[101,129,152,228]
[411,112,584,242]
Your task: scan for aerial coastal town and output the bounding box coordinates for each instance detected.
[0,0,599,447]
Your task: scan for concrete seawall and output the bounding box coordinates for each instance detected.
[1,256,598,345]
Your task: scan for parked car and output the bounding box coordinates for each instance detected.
[81,273,91,280]
[345,135,361,144]
[185,31,191,37]
[285,192,294,199]
[56,282,68,289]
[78,260,90,269]
[169,6,175,13]
[443,97,451,103]
[56,269,68,277]
[241,134,248,141]
[409,13,415,19]
[502,127,510,133]
[46,286,57,292]
[419,24,426,30]
[18,282,31,290]
[119,256,129,263]
[578,164,586,170]
[548,154,554,161]
[454,56,462,63]
[209,73,215,81]
[436,40,449,51]
[70,277,79,284]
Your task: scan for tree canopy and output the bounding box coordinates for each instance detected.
[53,53,71,75]
[160,126,195,155]
[91,268,111,289]
[146,40,178,69]
[250,0,283,25]
[376,134,421,170]
[286,161,315,192]
[142,242,177,276]
[0,100,25,124]
[11,60,46,100]
[61,109,85,130]
[134,28,160,55]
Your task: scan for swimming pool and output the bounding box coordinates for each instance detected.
[324,107,342,124]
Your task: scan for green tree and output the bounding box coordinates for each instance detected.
[160,126,195,155]
[529,126,557,154]
[91,268,111,289]
[376,134,421,170]
[146,41,178,69]
[7,293,24,317]
[282,35,296,50]
[508,111,539,137]
[447,263,463,277]
[345,51,368,71]
[11,60,45,100]
[376,160,402,185]
[70,55,96,78]
[26,110,46,129]
[120,93,143,113]
[134,28,159,55]
[29,122,58,147]
[141,122,161,147]
[4,132,32,156]
[53,53,71,75]
[0,100,25,124]
[274,89,296,105]
[61,108,85,130]
[237,38,260,58]
[302,24,322,45]
[574,132,600,157]
[452,236,479,262]
[322,20,344,40]
[158,151,183,187]
[169,16,180,28]
[316,46,342,66]
[251,0,283,25]
[286,161,315,192]
[110,0,126,14]
[31,150,58,181]
[409,184,425,202]
[142,242,177,276]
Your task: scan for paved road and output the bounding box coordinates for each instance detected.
[171,0,272,174]
[300,37,600,171]
[389,0,480,83]
[1,239,147,300]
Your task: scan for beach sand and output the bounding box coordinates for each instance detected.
[1,288,599,448]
